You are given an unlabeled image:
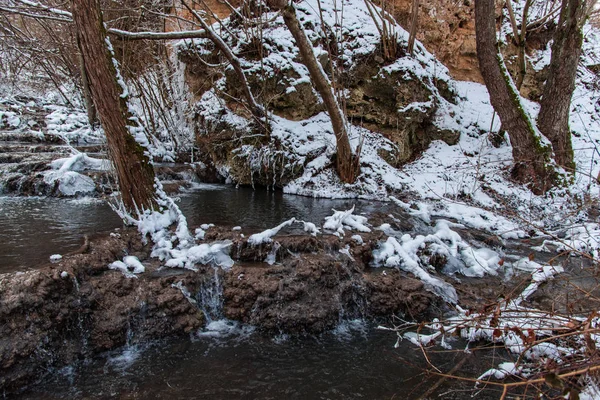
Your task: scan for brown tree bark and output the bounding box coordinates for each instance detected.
[537,0,586,171]
[279,3,358,183]
[506,0,532,91]
[407,0,420,55]
[475,0,554,194]
[72,0,156,213]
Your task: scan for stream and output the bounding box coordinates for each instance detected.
[1,185,506,399]
[19,321,498,400]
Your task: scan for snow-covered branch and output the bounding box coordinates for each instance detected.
[107,28,209,41]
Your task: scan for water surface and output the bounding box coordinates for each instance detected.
[23,322,500,400]
[0,185,394,271]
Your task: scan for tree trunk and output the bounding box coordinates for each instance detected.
[280,4,358,183]
[475,0,554,194]
[537,0,585,171]
[72,0,156,213]
[407,0,420,55]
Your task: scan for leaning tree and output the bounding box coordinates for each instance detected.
[475,0,555,194]
[72,0,157,213]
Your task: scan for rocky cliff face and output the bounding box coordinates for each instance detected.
[392,0,481,83]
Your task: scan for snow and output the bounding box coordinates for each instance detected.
[43,156,97,197]
[351,234,364,245]
[299,221,321,236]
[1,0,599,394]
[50,153,110,172]
[393,249,592,390]
[374,219,501,281]
[533,223,600,259]
[372,235,458,303]
[323,206,370,237]
[477,362,520,382]
[108,256,145,278]
[45,106,104,144]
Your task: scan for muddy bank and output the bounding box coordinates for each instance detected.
[0,224,439,396]
[0,229,204,395]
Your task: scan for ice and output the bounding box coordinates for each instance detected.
[373,236,458,303]
[477,362,520,382]
[299,221,320,236]
[351,235,364,245]
[248,218,296,245]
[43,153,109,197]
[339,245,355,261]
[166,241,234,270]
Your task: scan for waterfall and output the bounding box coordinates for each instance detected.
[197,267,224,324]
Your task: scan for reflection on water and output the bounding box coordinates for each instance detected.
[178,184,385,230]
[22,322,496,400]
[0,185,394,271]
[0,197,122,272]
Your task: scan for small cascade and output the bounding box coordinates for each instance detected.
[71,275,89,353]
[103,319,142,373]
[235,240,243,260]
[197,267,224,323]
[335,244,370,328]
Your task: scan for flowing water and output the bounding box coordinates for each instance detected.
[20,321,498,400]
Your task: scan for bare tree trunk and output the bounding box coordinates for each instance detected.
[278,3,358,183]
[475,0,554,194]
[506,0,532,91]
[407,0,419,55]
[538,0,585,171]
[72,0,156,213]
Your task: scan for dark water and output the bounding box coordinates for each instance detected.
[0,185,394,272]
[22,321,499,400]
[177,183,390,229]
[0,196,122,271]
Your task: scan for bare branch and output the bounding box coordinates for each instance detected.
[0,6,72,22]
[11,0,73,18]
[107,28,208,41]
